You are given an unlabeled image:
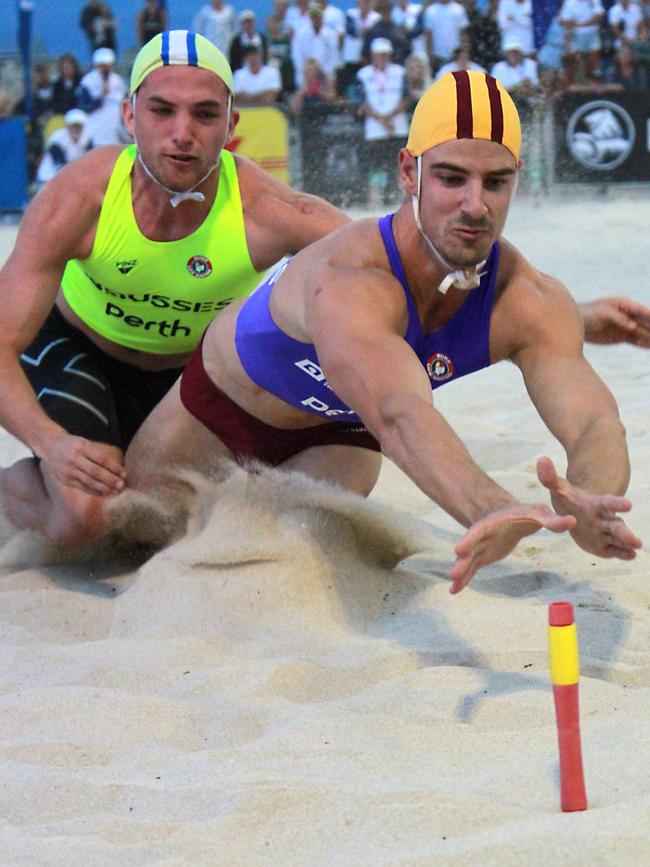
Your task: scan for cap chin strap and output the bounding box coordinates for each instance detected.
[130,93,230,207]
[411,155,486,295]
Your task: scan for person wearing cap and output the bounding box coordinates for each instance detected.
[192,0,238,58]
[123,70,642,588]
[490,39,539,95]
[0,30,349,547]
[356,37,411,206]
[229,10,268,73]
[35,109,93,186]
[76,47,127,146]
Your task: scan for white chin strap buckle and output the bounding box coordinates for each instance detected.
[437,263,486,295]
[168,190,205,208]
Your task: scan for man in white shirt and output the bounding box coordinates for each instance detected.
[436,45,486,77]
[356,37,410,205]
[76,48,127,146]
[491,38,539,92]
[608,0,644,48]
[192,0,238,56]
[423,0,470,73]
[291,2,340,86]
[496,0,535,55]
[559,0,605,81]
[233,45,282,104]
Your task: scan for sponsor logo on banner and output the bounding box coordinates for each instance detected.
[566,101,635,171]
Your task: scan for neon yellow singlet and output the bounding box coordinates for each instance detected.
[61,145,262,354]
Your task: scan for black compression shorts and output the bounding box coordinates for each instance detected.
[21,306,182,450]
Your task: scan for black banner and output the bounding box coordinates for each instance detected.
[554,92,650,182]
[298,102,366,206]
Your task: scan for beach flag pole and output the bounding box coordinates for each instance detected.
[548,601,588,812]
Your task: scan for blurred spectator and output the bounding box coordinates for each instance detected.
[608,0,644,48]
[341,0,381,96]
[362,0,413,65]
[496,0,535,55]
[463,0,503,70]
[88,3,118,55]
[292,2,340,86]
[12,63,55,183]
[79,1,104,59]
[136,0,168,47]
[289,56,336,112]
[266,1,297,96]
[26,63,54,121]
[36,109,92,187]
[193,0,238,56]
[537,14,568,93]
[267,0,292,34]
[76,47,127,146]
[423,0,470,74]
[52,54,83,115]
[404,52,432,109]
[607,41,648,86]
[559,0,605,83]
[286,0,311,37]
[230,10,268,72]
[356,38,409,206]
[436,44,486,76]
[392,0,427,59]
[233,45,282,104]
[491,38,540,93]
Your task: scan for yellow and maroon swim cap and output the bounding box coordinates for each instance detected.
[406,70,521,162]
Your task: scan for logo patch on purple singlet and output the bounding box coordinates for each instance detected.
[187,255,212,278]
[426,352,454,382]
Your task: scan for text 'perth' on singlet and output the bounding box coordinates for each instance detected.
[235,213,499,422]
[61,145,262,355]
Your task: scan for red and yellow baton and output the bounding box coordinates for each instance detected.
[548,601,588,812]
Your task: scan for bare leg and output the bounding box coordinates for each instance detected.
[281,445,382,496]
[0,444,123,546]
[125,379,232,495]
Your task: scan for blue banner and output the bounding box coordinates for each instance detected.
[17,0,35,119]
[532,0,562,50]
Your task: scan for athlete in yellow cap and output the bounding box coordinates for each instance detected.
[121,70,642,584]
[0,30,349,546]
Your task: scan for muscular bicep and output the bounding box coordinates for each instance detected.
[0,152,107,350]
[305,265,433,432]
[511,279,621,451]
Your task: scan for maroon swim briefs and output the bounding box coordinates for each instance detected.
[179,340,381,467]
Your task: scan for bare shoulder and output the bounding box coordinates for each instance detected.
[492,238,583,360]
[234,154,349,264]
[13,146,124,265]
[304,217,408,327]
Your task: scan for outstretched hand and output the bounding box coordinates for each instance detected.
[450,504,576,594]
[536,456,642,560]
[579,296,650,347]
[44,432,127,497]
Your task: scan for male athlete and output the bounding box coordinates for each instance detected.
[0,31,347,545]
[125,70,642,590]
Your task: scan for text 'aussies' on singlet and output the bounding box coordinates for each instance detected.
[61,145,262,354]
[235,213,499,422]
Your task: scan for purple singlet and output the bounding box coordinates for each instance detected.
[235,213,499,422]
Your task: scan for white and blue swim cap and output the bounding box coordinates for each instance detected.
[130,30,234,96]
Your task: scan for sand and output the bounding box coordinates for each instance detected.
[0,194,649,866]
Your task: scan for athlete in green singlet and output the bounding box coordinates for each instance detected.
[0,31,350,546]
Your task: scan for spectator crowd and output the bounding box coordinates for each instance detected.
[1,0,649,202]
